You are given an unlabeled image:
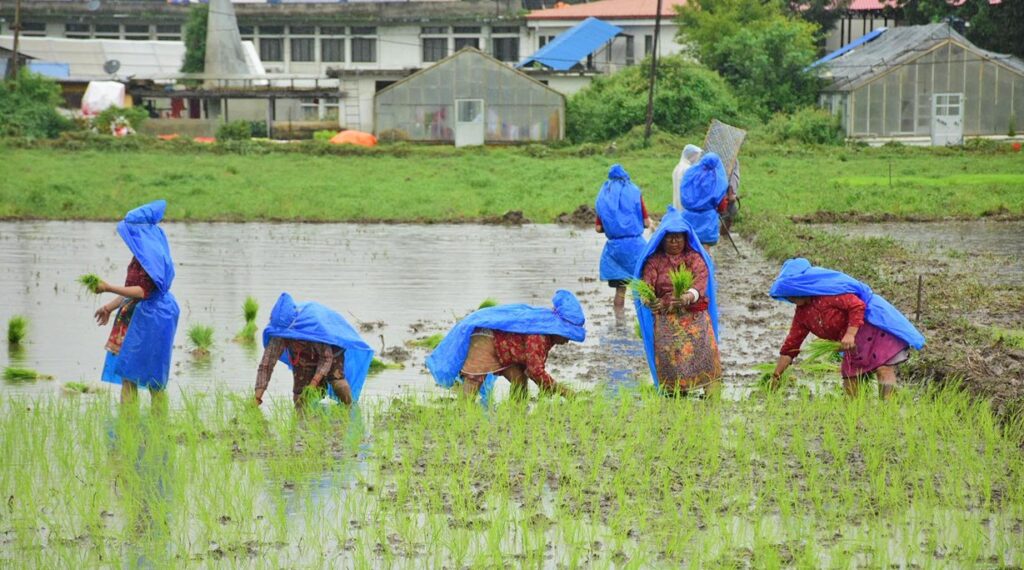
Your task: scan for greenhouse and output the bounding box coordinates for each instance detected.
[816,24,1024,144]
[374,48,565,146]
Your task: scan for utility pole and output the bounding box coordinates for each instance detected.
[8,0,22,80]
[643,0,663,143]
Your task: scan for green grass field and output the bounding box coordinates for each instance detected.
[1,140,1022,222]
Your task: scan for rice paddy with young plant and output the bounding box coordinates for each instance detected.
[669,267,695,299]
[77,273,103,294]
[628,280,657,305]
[1,385,1022,567]
[187,324,214,357]
[6,315,27,345]
[3,367,52,382]
[234,296,260,344]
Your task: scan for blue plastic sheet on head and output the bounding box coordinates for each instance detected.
[103,200,180,390]
[632,208,719,388]
[425,290,586,391]
[679,153,728,245]
[262,293,376,403]
[595,164,648,282]
[770,258,926,350]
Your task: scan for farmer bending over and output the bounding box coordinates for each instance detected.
[255,293,374,411]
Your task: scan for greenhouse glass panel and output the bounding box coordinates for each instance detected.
[980,63,997,133]
[868,82,883,135]
[994,66,1015,136]
[852,90,868,135]
[964,60,981,135]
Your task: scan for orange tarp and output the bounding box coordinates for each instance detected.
[329,130,378,147]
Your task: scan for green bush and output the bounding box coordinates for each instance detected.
[249,120,268,138]
[566,56,743,143]
[765,107,844,145]
[216,120,252,142]
[93,106,148,135]
[313,129,337,142]
[0,70,71,139]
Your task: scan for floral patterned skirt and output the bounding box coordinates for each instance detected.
[653,310,722,392]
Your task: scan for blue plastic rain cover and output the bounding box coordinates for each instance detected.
[769,258,926,350]
[633,208,719,388]
[679,152,728,245]
[425,290,586,389]
[516,17,623,71]
[110,200,181,389]
[262,292,376,402]
[595,164,648,282]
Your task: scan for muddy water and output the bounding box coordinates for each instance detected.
[824,220,1024,286]
[0,222,786,402]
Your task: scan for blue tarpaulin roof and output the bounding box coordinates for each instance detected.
[517,17,622,71]
[807,28,887,70]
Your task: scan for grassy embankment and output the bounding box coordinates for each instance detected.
[1,390,1022,566]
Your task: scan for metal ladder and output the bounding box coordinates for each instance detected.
[342,78,361,131]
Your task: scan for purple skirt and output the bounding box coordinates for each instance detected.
[841,322,910,378]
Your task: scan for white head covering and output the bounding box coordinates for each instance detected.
[672,144,705,211]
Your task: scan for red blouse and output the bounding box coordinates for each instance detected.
[125,257,156,299]
[641,247,710,312]
[492,332,558,387]
[780,293,866,358]
[595,198,649,232]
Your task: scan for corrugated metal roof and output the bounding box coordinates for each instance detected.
[0,36,263,81]
[527,0,686,21]
[819,23,1024,92]
[517,17,622,71]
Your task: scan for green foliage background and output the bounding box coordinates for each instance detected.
[0,71,70,139]
[181,5,209,74]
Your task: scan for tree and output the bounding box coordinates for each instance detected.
[965,0,1024,58]
[0,70,70,138]
[566,56,744,142]
[180,4,208,73]
[676,0,821,120]
[788,0,852,39]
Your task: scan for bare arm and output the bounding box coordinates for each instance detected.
[99,281,146,299]
[768,355,793,391]
[94,295,127,326]
[254,338,286,405]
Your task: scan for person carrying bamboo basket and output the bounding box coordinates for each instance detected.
[634,208,722,397]
[679,153,729,249]
[255,293,374,410]
[767,258,926,399]
[425,290,585,405]
[91,200,180,414]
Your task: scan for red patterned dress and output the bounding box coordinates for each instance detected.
[461,330,559,389]
[104,257,156,356]
[641,246,721,391]
[780,293,909,379]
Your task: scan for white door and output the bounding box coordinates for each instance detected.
[931,93,964,146]
[454,99,485,147]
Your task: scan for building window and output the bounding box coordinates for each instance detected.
[20,22,47,36]
[351,37,376,63]
[492,37,519,62]
[124,24,150,41]
[65,23,90,39]
[625,35,635,65]
[260,25,284,35]
[454,26,481,34]
[422,26,448,35]
[322,38,345,62]
[156,23,180,41]
[321,26,345,36]
[290,25,314,35]
[538,35,555,48]
[422,37,448,62]
[350,26,376,35]
[492,26,518,33]
[260,38,284,62]
[644,35,653,56]
[454,37,479,51]
[291,38,314,62]
[95,23,120,39]
[238,25,254,36]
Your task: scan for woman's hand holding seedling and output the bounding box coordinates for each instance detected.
[841,327,858,352]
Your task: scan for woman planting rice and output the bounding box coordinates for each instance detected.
[425,290,585,404]
[595,164,651,315]
[679,153,729,249]
[767,258,926,399]
[255,293,374,410]
[634,208,722,397]
[91,200,180,413]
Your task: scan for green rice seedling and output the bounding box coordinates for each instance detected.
[243,296,259,323]
[627,279,656,305]
[991,327,1024,349]
[7,315,27,345]
[77,273,103,294]
[187,324,214,356]
[62,381,105,395]
[800,338,842,363]
[3,366,52,381]
[668,267,694,298]
[369,358,404,373]
[477,298,499,309]
[408,333,444,349]
[234,320,258,343]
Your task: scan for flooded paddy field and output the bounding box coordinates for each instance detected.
[0,221,785,403]
[3,221,1023,567]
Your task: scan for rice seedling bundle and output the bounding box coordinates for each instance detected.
[77,274,103,294]
[478,298,499,309]
[408,333,444,349]
[668,267,694,298]
[7,315,27,345]
[801,339,843,363]
[628,279,657,305]
[243,296,259,323]
[369,358,404,373]
[4,367,52,381]
[234,321,258,343]
[188,324,214,353]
